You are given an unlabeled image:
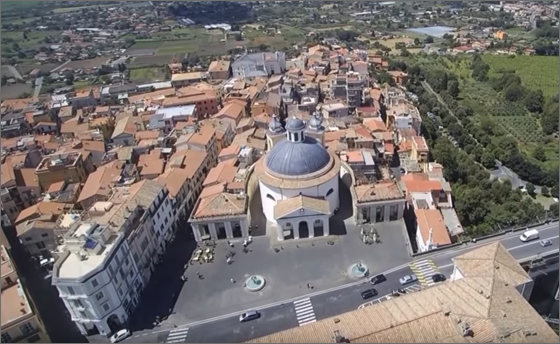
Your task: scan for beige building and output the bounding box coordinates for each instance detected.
[247,242,558,344]
[35,152,95,192]
[1,245,50,343]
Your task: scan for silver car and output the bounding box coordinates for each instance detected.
[399,274,418,286]
[540,239,552,247]
[239,310,260,323]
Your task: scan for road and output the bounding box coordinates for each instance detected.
[123,222,559,344]
[33,77,43,99]
[7,65,23,80]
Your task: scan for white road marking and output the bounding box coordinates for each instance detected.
[294,298,316,326]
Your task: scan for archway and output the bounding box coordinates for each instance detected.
[313,219,324,237]
[298,221,309,239]
[106,314,121,333]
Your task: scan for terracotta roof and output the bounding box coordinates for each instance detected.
[139,158,165,177]
[208,60,231,72]
[413,136,429,152]
[135,130,160,141]
[18,168,39,188]
[355,182,404,203]
[199,182,226,199]
[203,161,237,187]
[61,118,89,134]
[77,161,122,203]
[324,130,346,143]
[273,195,330,220]
[16,220,56,237]
[187,125,216,147]
[14,201,68,225]
[48,180,66,194]
[169,149,208,178]
[247,242,558,344]
[193,192,245,219]
[1,163,16,188]
[363,118,387,132]
[213,102,245,122]
[402,173,443,193]
[112,115,138,139]
[82,140,105,152]
[414,208,451,246]
[156,168,188,198]
[345,150,364,163]
[219,144,241,158]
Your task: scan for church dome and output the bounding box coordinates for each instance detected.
[266,136,331,176]
[268,115,284,133]
[285,117,306,131]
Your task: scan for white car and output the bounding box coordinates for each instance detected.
[39,257,55,267]
[110,329,131,343]
[399,274,418,286]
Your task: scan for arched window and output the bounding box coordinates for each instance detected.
[326,188,334,197]
[294,132,299,142]
[266,194,276,202]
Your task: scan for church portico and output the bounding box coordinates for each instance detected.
[274,195,331,241]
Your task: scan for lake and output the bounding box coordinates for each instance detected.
[407,26,456,38]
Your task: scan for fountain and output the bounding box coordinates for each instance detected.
[348,262,369,279]
[244,275,267,292]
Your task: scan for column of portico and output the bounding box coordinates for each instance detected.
[192,224,202,242]
[323,215,330,237]
[241,218,249,237]
[209,223,218,240]
[294,223,300,240]
[225,222,233,239]
[307,220,314,238]
[277,222,284,241]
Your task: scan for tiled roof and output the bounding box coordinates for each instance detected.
[354,182,404,203]
[273,195,330,220]
[193,192,245,219]
[414,208,452,246]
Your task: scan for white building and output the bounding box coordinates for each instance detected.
[254,112,340,241]
[51,180,174,337]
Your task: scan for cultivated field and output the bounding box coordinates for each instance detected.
[16,63,60,75]
[130,55,177,68]
[63,57,110,70]
[495,116,544,143]
[129,67,167,83]
[1,83,33,100]
[483,55,560,98]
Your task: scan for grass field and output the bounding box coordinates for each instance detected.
[130,55,176,67]
[129,67,166,82]
[2,30,62,50]
[482,55,560,99]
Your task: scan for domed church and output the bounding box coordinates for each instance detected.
[253,109,341,241]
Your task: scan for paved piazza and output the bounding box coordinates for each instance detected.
[169,217,411,324]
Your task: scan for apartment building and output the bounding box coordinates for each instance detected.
[35,152,95,192]
[180,126,219,168]
[170,72,208,88]
[1,245,50,343]
[162,87,218,119]
[331,71,366,109]
[51,180,174,337]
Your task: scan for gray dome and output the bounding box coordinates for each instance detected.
[266,136,331,176]
[308,111,323,130]
[285,117,305,131]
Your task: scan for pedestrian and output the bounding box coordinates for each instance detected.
[230,278,235,284]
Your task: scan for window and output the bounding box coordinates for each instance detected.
[95,291,104,301]
[36,242,46,249]
[266,194,276,202]
[160,224,164,232]
[326,188,334,197]
[41,233,49,238]
[164,217,168,225]
[129,269,134,278]
[67,286,75,295]
[91,279,99,288]
[19,322,34,335]
[293,132,299,141]
[2,333,12,343]
[108,265,115,277]
[72,300,84,308]
[124,257,130,266]
[157,213,160,219]
[79,311,87,319]
[102,303,110,312]
[25,237,32,242]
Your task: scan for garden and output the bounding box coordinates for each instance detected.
[495,116,544,143]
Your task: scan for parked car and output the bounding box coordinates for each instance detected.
[399,274,417,286]
[540,239,552,247]
[239,310,260,323]
[369,274,387,285]
[361,288,378,300]
[110,329,131,343]
[432,273,446,283]
[39,257,55,267]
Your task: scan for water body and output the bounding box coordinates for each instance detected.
[407,26,456,38]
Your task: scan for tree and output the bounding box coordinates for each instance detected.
[550,202,559,217]
[481,151,496,169]
[235,33,243,41]
[62,36,71,43]
[65,74,74,86]
[552,184,559,198]
[424,36,434,44]
[525,182,535,195]
[524,89,544,113]
[504,83,525,102]
[11,42,20,51]
[541,186,550,196]
[532,145,546,162]
[413,37,420,45]
[447,80,460,99]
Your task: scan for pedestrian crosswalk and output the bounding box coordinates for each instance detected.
[409,259,440,286]
[293,298,316,326]
[165,327,189,343]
